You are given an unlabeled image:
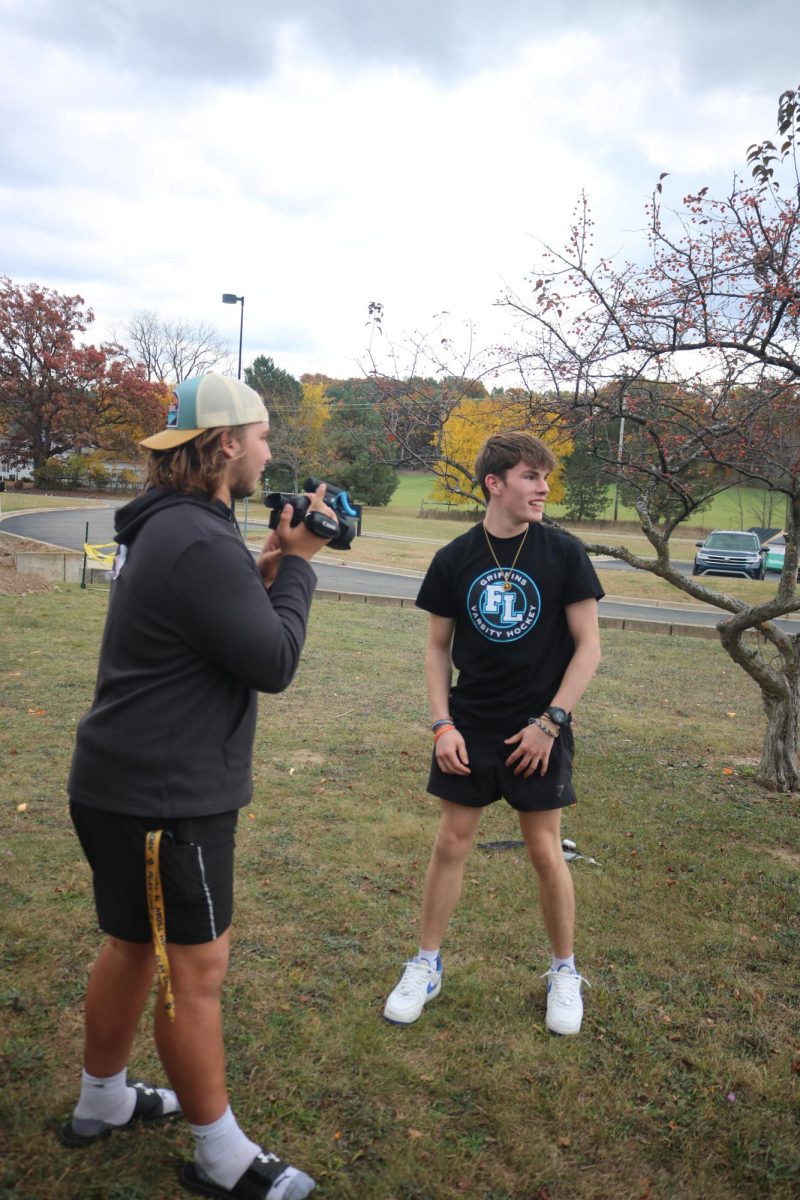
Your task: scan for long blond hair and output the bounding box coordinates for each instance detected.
[146,426,247,494]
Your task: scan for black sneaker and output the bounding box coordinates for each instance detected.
[180,1151,315,1199]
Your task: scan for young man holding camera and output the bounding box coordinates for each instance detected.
[63,375,331,1199]
[384,432,603,1036]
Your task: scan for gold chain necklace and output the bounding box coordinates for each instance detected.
[482,522,529,591]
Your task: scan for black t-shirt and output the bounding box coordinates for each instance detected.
[416,521,604,735]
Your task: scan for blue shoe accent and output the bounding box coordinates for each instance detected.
[383,956,443,1025]
[427,954,442,992]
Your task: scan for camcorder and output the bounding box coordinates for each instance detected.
[264,477,359,551]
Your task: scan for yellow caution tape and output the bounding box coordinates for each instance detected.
[84,543,117,567]
[145,830,176,1021]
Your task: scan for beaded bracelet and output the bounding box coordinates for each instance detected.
[528,716,559,739]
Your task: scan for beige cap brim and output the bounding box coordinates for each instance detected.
[139,427,204,451]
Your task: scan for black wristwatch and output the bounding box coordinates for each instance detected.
[543,706,571,727]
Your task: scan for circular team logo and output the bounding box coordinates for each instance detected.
[467,568,541,641]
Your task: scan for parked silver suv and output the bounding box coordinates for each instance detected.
[693,530,764,580]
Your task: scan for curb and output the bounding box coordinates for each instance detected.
[2,511,795,639]
[312,590,750,641]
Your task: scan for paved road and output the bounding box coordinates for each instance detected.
[3,506,795,631]
[0,505,695,569]
[0,506,421,599]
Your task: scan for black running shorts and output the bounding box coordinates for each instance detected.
[70,803,237,944]
[427,726,577,813]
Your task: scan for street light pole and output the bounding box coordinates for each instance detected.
[612,408,626,523]
[221,293,244,379]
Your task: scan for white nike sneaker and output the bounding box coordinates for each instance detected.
[544,965,589,1036]
[383,956,443,1025]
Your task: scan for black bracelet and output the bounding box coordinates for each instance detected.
[431,718,454,731]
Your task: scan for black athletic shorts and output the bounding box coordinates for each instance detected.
[70,803,238,945]
[427,726,577,813]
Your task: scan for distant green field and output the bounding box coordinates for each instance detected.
[564,486,790,532]
[389,472,790,533]
[388,471,441,512]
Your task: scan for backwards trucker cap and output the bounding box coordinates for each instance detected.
[140,374,268,451]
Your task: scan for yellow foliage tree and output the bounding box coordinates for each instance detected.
[299,379,331,465]
[430,394,572,506]
[262,378,332,489]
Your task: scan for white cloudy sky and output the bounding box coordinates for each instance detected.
[1,0,796,380]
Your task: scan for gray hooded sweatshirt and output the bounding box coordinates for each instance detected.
[68,487,315,818]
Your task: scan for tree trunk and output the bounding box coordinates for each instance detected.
[718,622,800,793]
[757,689,800,793]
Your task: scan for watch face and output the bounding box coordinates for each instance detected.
[546,707,568,725]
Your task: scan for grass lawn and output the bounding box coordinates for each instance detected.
[311,521,790,612]
[0,492,115,514]
[5,485,791,611]
[389,472,790,535]
[389,472,442,514]
[1,473,788,537]
[1,588,798,1199]
[591,570,791,609]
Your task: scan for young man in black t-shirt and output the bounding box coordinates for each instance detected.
[383,432,603,1035]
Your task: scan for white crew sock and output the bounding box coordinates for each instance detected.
[417,947,441,969]
[551,955,577,975]
[74,1068,137,1126]
[191,1105,262,1190]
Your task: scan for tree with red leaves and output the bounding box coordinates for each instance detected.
[0,277,165,469]
[498,88,800,792]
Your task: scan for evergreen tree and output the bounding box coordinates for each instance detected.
[562,432,609,521]
[319,382,399,506]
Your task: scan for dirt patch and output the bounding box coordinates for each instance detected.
[288,750,326,766]
[0,532,57,594]
[0,531,64,555]
[0,562,54,595]
[764,845,800,868]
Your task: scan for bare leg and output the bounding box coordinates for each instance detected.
[83,937,156,1076]
[153,931,230,1126]
[518,808,574,958]
[420,801,483,950]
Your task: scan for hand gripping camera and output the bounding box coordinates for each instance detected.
[264,477,359,551]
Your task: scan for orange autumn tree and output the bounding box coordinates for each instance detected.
[0,277,166,467]
[430,392,571,506]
